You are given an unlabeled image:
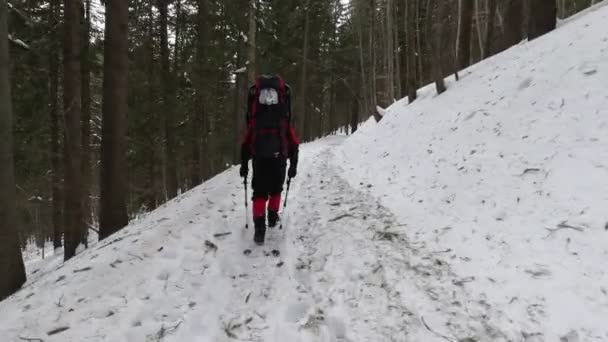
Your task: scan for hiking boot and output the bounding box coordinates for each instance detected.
[253,216,266,245]
[267,210,280,228]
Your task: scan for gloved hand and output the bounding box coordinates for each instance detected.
[288,163,297,179]
[240,163,248,178]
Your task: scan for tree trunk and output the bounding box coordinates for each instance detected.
[247,0,257,84]
[386,0,395,103]
[233,39,245,164]
[415,0,423,84]
[298,1,310,140]
[357,6,370,116]
[394,4,402,99]
[369,0,377,112]
[528,0,557,40]
[406,0,418,102]
[484,0,497,58]
[0,0,26,300]
[49,0,63,249]
[474,0,484,59]
[143,4,159,209]
[192,0,208,186]
[429,0,447,94]
[63,0,84,261]
[99,0,129,240]
[458,0,473,69]
[504,0,525,48]
[159,0,178,199]
[81,0,91,246]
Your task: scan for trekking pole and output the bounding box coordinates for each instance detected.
[280,178,291,230]
[283,178,292,209]
[244,177,249,229]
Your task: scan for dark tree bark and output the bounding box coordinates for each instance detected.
[429,0,447,94]
[49,0,63,249]
[504,0,525,48]
[144,4,159,210]
[81,0,91,246]
[406,0,418,102]
[99,0,129,240]
[484,0,497,58]
[247,0,256,85]
[191,0,208,187]
[159,0,178,199]
[386,0,395,102]
[0,0,26,300]
[528,0,557,40]
[369,0,377,111]
[298,0,310,140]
[458,0,473,69]
[233,39,245,164]
[63,0,84,260]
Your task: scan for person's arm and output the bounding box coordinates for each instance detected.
[287,125,300,178]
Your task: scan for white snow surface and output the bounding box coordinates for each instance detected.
[335,4,608,341]
[2,4,608,342]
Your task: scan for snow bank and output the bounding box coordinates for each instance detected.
[335,4,608,341]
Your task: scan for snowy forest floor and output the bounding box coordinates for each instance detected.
[3,2,608,341]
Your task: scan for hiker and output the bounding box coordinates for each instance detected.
[240,74,300,244]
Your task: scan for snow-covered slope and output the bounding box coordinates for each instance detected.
[335,3,608,341]
[2,4,608,342]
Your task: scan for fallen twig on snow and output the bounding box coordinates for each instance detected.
[19,337,44,342]
[150,320,183,340]
[520,168,541,176]
[544,221,584,238]
[127,252,144,261]
[328,213,353,222]
[213,232,232,238]
[47,326,70,336]
[205,240,218,252]
[420,316,457,342]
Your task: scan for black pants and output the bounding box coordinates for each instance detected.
[252,157,287,199]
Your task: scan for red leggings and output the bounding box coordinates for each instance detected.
[251,157,286,218]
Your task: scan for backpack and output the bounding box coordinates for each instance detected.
[245,75,292,158]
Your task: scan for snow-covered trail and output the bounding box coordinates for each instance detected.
[167,136,513,342]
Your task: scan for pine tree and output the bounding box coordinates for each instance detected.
[0,0,26,300]
[99,0,129,240]
[62,0,84,260]
[529,0,557,40]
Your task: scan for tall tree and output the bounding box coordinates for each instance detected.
[458,0,473,69]
[63,0,84,260]
[406,0,418,102]
[191,0,208,186]
[484,0,497,58]
[99,0,129,240]
[386,0,395,102]
[49,0,63,249]
[159,0,178,199]
[504,0,525,48]
[429,0,447,94]
[298,0,310,140]
[0,0,26,300]
[528,0,557,40]
[247,0,256,84]
[81,0,92,246]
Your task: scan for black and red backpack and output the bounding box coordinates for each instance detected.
[243,74,293,158]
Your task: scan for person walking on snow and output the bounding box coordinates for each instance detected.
[240,74,300,245]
